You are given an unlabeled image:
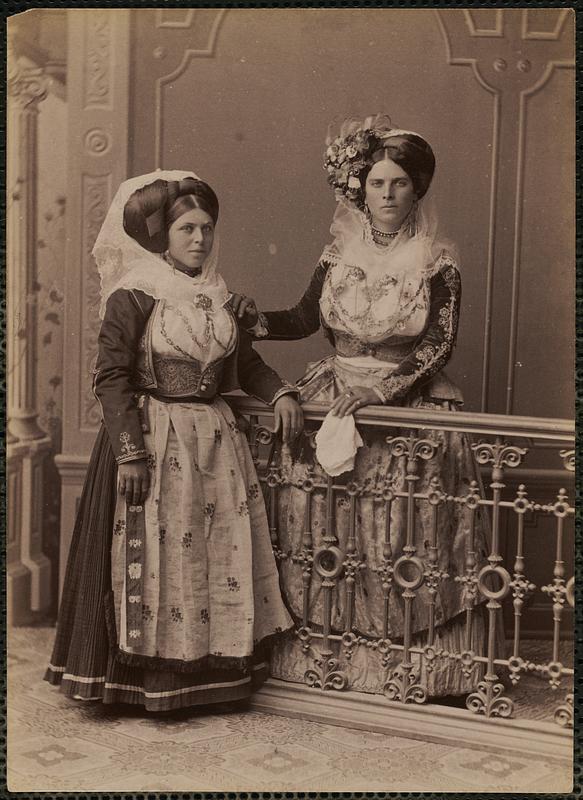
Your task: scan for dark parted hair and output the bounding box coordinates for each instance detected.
[358,133,436,204]
[123,176,219,253]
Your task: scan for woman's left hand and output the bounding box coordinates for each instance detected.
[273,395,304,443]
[331,386,380,417]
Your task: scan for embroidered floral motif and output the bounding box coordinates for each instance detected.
[168,456,182,473]
[195,293,213,311]
[128,538,142,549]
[146,453,157,471]
[128,629,141,639]
[214,429,222,445]
[237,500,249,516]
[182,531,192,548]
[378,264,460,403]
[142,604,154,621]
[204,502,215,518]
[228,420,239,435]
[247,483,260,500]
[170,607,183,622]
[159,527,166,544]
[227,577,240,591]
[200,608,209,624]
[128,594,141,604]
[119,431,137,458]
[114,520,126,536]
[346,266,366,283]
[128,563,142,580]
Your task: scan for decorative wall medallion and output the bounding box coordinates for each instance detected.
[84,128,112,156]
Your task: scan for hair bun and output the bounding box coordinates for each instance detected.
[123,179,170,253]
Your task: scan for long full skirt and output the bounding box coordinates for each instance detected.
[45,396,292,711]
[268,356,499,697]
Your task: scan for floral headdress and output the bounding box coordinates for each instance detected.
[323,114,428,207]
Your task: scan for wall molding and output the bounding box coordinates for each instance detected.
[154,8,228,167]
[435,9,574,414]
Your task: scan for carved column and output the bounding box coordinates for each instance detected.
[7,43,53,624]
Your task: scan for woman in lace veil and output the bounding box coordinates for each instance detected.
[237,115,498,699]
[45,170,303,712]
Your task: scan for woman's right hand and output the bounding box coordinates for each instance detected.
[118,459,150,506]
[230,293,259,327]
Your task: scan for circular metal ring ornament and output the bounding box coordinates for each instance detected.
[477,564,511,601]
[313,546,344,579]
[566,577,575,608]
[393,556,425,591]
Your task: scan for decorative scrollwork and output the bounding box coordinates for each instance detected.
[386,434,437,464]
[7,45,49,108]
[471,442,527,470]
[467,680,514,718]
[559,449,575,472]
[305,654,348,691]
[554,693,573,728]
[254,425,274,447]
[384,666,427,705]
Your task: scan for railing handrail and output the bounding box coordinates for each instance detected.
[226,395,575,443]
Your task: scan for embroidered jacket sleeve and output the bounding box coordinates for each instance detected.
[374,263,461,404]
[93,288,154,464]
[236,327,299,405]
[254,259,330,340]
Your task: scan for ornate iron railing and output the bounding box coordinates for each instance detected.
[227,396,575,727]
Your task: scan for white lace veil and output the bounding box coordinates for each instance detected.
[323,115,456,278]
[93,169,229,318]
[319,116,459,342]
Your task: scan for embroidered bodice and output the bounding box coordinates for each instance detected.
[320,260,430,343]
[152,296,237,365]
[257,248,461,404]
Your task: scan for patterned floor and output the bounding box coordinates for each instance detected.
[8,626,573,792]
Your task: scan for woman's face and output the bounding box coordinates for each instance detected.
[365,158,417,233]
[167,207,215,273]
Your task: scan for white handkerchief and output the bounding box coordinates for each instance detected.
[315,411,364,476]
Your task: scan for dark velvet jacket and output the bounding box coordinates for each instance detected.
[257,255,462,405]
[94,288,295,464]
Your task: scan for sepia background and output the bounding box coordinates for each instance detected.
[7,5,574,641]
[6,7,575,792]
